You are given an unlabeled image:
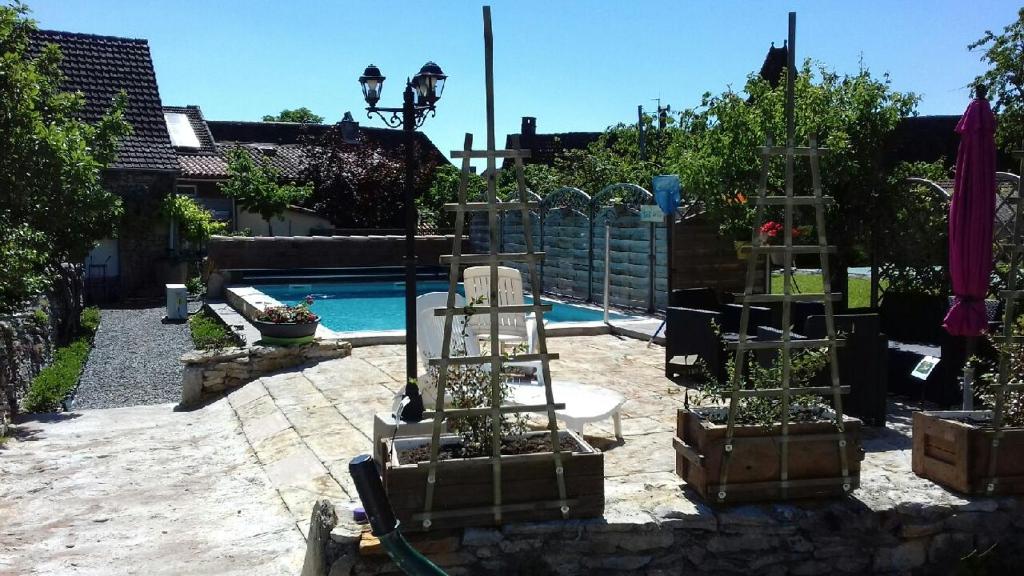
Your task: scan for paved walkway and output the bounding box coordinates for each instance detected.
[0,401,303,576]
[228,334,991,535]
[76,307,193,409]
[223,334,693,533]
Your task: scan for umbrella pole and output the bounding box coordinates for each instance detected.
[962,335,976,410]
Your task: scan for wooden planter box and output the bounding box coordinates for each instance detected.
[674,408,864,503]
[912,411,1024,494]
[381,430,603,531]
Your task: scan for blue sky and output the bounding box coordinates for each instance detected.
[30,1,1017,164]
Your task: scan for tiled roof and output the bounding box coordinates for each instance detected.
[29,30,178,172]
[172,115,450,180]
[163,105,217,153]
[163,105,224,177]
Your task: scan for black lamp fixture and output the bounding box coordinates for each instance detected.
[357,61,446,401]
[359,65,385,107]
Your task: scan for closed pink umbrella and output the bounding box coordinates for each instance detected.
[943,89,997,337]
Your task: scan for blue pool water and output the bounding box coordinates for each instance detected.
[257,281,627,332]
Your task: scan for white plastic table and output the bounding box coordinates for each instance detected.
[510,380,625,440]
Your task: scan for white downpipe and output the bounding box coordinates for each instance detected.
[603,223,610,324]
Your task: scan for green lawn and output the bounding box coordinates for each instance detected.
[770,272,874,309]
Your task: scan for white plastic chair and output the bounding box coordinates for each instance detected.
[410,292,543,408]
[462,266,540,353]
[407,292,624,440]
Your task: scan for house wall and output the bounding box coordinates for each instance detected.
[237,207,333,237]
[104,170,177,298]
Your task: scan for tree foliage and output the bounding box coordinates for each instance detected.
[218,147,312,235]
[262,106,324,124]
[970,8,1024,151]
[160,194,227,244]
[0,3,131,311]
[301,127,438,229]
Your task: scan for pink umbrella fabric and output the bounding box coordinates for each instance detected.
[943,96,996,337]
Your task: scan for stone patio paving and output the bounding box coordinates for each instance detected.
[226,333,1004,537]
[0,401,304,576]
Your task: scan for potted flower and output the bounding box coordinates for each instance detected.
[674,348,864,503]
[758,221,811,266]
[252,295,320,341]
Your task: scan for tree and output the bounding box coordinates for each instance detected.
[262,107,324,124]
[218,148,312,236]
[970,8,1024,151]
[0,3,131,313]
[301,127,439,229]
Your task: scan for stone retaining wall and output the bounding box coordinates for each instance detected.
[0,296,64,420]
[328,496,1024,575]
[179,339,351,407]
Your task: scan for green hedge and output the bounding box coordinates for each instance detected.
[189,311,238,350]
[23,338,90,412]
[22,306,101,413]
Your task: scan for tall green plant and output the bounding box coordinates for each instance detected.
[0,3,131,311]
[219,148,312,236]
[160,194,226,245]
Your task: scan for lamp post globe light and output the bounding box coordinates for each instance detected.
[358,61,446,403]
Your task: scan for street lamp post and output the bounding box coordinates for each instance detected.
[359,62,447,393]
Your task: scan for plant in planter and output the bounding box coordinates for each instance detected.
[675,349,864,503]
[252,295,320,343]
[380,307,603,531]
[912,317,1024,494]
[759,221,813,266]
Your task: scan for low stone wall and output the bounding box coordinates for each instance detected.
[0,296,63,419]
[179,339,351,407]
[329,496,1024,575]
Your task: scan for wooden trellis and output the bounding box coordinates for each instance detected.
[985,150,1024,494]
[716,13,851,502]
[416,6,569,528]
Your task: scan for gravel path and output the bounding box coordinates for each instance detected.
[76,307,193,409]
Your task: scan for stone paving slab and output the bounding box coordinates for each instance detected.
[0,402,303,575]
[221,333,1020,546]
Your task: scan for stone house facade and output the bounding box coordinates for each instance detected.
[31,30,179,300]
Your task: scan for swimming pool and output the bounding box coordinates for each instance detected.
[256,281,627,332]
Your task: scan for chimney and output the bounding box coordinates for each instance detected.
[521,116,537,153]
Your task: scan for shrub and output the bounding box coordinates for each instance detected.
[185,277,204,296]
[31,308,48,328]
[80,307,101,337]
[189,311,239,350]
[23,338,91,412]
[161,194,227,244]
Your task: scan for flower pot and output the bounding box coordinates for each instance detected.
[381,430,604,531]
[674,408,864,503]
[252,317,319,340]
[734,241,752,260]
[911,411,1024,495]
